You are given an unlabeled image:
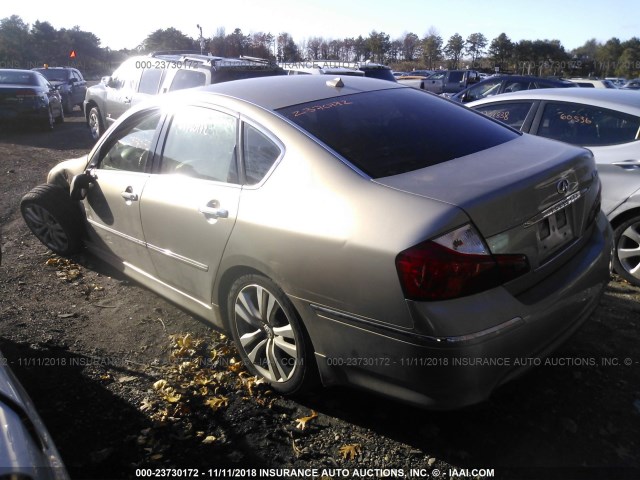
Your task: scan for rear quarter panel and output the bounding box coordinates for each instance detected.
[212,102,470,329]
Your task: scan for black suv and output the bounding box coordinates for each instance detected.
[84,52,285,140]
[32,66,87,114]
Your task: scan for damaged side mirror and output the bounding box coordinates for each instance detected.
[70,170,96,201]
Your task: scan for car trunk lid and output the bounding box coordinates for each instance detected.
[375,134,600,271]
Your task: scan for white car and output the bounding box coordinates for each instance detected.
[570,78,617,89]
[469,88,640,286]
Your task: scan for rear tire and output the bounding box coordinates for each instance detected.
[41,108,54,131]
[88,106,104,141]
[63,97,73,114]
[55,105,65,124]
[227,274,318,395]
[612,215,640,286]
[20,184,83,256]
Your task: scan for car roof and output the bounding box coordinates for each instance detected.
[467,87,640,115]
[184,74,407,110]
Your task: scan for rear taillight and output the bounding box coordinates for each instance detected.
[396,224,529,301]
[15,89,38,97]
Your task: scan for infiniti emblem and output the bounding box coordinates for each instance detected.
[556,179,570,195]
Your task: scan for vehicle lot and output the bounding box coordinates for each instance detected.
[0,114,639,479]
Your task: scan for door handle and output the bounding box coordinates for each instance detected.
[612,160,640,170]
[199,205,228,219]
[121,186,138,202]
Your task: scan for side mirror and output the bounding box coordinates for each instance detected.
[70,171,96,201]
[101,75,112,86]
[69,78,77,84]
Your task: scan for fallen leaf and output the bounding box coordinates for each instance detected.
[202,435,217,444]
[205,396,229,411]
[295,410,318,430]
[118,376,137,383]
[153,380,167,390]
[339,443,362,460]
[140,398,154,412]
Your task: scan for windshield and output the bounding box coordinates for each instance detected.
[277,87,519,178]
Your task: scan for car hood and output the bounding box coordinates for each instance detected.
[375,134,597,238]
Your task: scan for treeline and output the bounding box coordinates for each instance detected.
[1,14,639,79]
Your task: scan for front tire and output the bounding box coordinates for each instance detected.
[20,184,83,256]
[612,216,640,286]
[227,274,317,395]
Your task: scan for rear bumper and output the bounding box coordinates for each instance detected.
[0,104,48,123]
[296,212,613,409]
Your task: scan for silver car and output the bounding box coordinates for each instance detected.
[21,76,611,408]
[0,350,68,479]
[468,88,640,287]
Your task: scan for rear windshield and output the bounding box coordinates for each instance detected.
[0,71,38,85]
[277,87,519,178]
[35,69,70,82]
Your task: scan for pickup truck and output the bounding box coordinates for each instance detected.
[421,70,481,94]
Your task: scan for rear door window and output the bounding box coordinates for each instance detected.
[473,102,535,130]
[536,102,640,146]
[138,68,164,94]
[169,70,207,91]
[160,106,238,183]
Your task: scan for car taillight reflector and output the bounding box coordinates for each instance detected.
[396,225,529,301]
[15,89,38,97]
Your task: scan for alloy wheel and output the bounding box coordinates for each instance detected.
[233,283,298,383]
[22,204,69,252]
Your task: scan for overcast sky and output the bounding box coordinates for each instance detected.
[3,0,639,51]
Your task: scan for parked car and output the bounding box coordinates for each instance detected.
[84,52,285,140]
[280,61,365,77]
[421,69,481,94]
[0,69,64,130]
[32,66,87,114]
[282,61,395,81]
[621,79,640,90]
[469,88,640,286]
[22,76,611,409]
[570,78,617,89]
[449,75,576,103]
[396,74,429,89]
[0,349,69,479]
[605,77,627,88]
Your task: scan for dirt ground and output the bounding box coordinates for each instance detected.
[0,113,639,480]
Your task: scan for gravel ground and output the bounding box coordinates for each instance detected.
[0,113,639,480]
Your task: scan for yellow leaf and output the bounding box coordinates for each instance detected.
[295,410,318,430]
[339,444,362,460]
[205,396,229,411]
[182,334,193,348]
[153,379,167,390]
[228,362,244,373]
[202,435,217,444]
[140,398,154,412]
[163,390,181,403]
